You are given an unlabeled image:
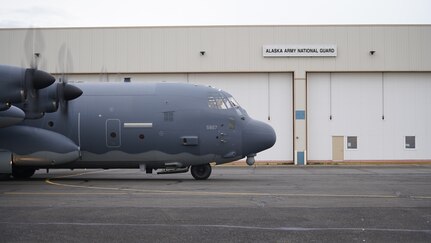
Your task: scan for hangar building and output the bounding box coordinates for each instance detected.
[1,25,430,165]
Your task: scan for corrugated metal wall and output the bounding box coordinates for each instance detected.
[0,25,430,73]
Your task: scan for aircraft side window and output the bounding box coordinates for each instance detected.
[223,97,232,109]
[217,98,228,109]
[228,96,240,108]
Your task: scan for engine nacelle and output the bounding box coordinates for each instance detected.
[21,83,83,118]
[0,65,26,103]
[0,65,55,104]
[0,106,25,128]
[0,126,80,166]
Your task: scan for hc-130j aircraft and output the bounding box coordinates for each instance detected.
[0,64,276,180]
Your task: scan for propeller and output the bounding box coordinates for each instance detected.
[100,65,110,82]
[18,29,82,119]
[21,68,56,118]
[56,79,83,114]
[24,27,46,70]
[56,43,82,115]
[0,64,53,108]
[21,28,55,118]
[1,28,63,120]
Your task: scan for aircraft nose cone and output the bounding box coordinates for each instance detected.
[242,119,276,156]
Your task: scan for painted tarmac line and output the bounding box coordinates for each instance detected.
[43,179,428,199]
[2,190,401,198]
[4,192,128,195]
[6,190,431,199]
[0,221,429,233]
[47,169,114,179]
[23,169,427,199]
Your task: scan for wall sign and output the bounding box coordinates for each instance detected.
[263,45,337,57]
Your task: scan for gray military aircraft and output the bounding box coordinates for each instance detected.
[0,64,276,180]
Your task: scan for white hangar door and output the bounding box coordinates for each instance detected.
[307,73,431,162]
[189,73,293,162]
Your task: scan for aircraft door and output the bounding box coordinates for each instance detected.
[106,119,121,147]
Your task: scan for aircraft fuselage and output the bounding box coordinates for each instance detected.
[1,82,276,177]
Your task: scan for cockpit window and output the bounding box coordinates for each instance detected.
[208,93,241,110]
[208,95,226,109]
[228,96,240,108]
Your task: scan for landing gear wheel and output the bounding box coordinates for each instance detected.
[12,167,36,179]
[190,164,212,180]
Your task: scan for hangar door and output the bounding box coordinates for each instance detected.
[307,73,431,162]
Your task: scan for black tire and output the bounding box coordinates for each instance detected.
[190,164,212,180]
[12,167,36,179]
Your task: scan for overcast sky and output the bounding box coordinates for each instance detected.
[0,0,430,28]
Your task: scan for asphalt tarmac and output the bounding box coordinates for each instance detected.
[1,165,430,242]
